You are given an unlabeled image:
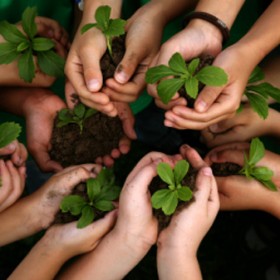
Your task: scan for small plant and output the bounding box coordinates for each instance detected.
[56,103,97,133]
[151,159,193,215]
[60,168,121,228]
[81,5,126,58]
[241,66,280,119]
[145,52,228,104]
[239,138,277,191]
[0,6,65,83]
[0,122,21,149]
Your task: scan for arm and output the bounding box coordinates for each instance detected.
[157,164,219,280]
[0,164,99,246]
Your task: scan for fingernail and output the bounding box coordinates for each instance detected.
[115,70,128,84]
[196,100,207,112]
[209,124,219,133]
[87,79,100,91]
[164,121,173,127]
[6,143,16,151]
[181,144,190,150]
[202,167,213,176]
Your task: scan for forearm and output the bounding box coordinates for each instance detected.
[157,249,202,280]
[235,1,280,67]
[8,236,66,280]
[58,231,151,280]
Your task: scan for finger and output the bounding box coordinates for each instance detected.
[118,136,131,155]
[208,116,241,134]
[180,144,208,169]
[0,141,17,157]
[0,160,12,206]
[65,80,79,109]
[208,149,246,167]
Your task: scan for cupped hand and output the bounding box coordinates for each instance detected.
[201,105,277,147]
[0,160,26,212]
[0,140,28,167]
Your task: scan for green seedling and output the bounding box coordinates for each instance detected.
[81,5,126,58]
[0,6,65,83]
[241,66,280,119]
[151,159,193,215]
[239,138,277,191]
[56,103,97,133]
[60,168,121,228]
[145,52,228,104]
[0,122,22,187]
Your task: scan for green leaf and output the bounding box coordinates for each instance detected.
[246,83,270,99]
[32,37,54,51]
[158,78,185,104]
[174,160,189,185]
[58,108,72,122]
[97,168,114,187]
[145,65,178,84]
[95,5,111,31]
[17,40,30,52]
[168,52,188,74]
[81,23,97,34]
[251,166,273,181]
[60,195,87,215]
[162,191,178,215]
[77,205,94,228]
[195,66,228,86]
[18,48,35,83]
[84,108,97,119]
[177,187,193,202]
[94,200,114,211]
[187,58,200,75]
[105,19,126,37]
[97,185,121,201]
[0,122,22,148]
[37,50,65,77]
[248,66,264,84]
[245,91,268,119]
[0,20,27,43]
[157,162,174,186]
[0,42,19,63]
[22,6,37,39]
[151,189,173,209]
[248,138,265,166]
[261,180,277,191]
[185,76,199,99]
[87,178,101,202]
[74,103,86,119]
[255,82,280,103]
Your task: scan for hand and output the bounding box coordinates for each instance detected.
[22,88,66,172]
[0,160,26,212]
[95,102,137,167]
[201,105,277,147]
[204,143,280,217]
[161,43,255,130]
[147,19,223,111]
[103,1,165,104]
[29,163,102,230]
[0,140,28,167]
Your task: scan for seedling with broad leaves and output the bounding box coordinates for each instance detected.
[81,5,126,58]
[151,159,193,215]
[145,52,228,104]
[56,103,97,133]
[0,6,65,83]
[241,66,280,119]
[60,168,121,228]
[239,137,277,191]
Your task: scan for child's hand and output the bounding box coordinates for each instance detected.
[0,140,28,167]
[103,1,165,104]
[201,105,278,147]
[204,142,280,217]
[22,88,66,172]
[0,160,26,212]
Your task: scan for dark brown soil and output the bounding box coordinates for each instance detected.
[179,54,214,108]
[150,162,242,231]
[50,112,124,167]
[50,36,126,167]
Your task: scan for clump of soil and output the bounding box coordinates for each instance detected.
[178,54,214,108]
[50,36,126,167]
[50,112,124,167]
[150,162,242,231]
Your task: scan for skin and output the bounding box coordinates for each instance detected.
[0,163,101,246]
